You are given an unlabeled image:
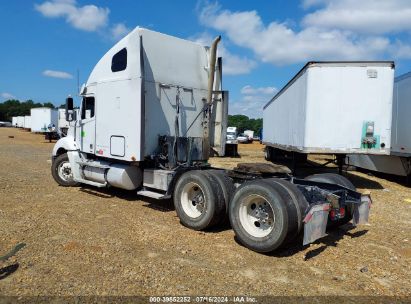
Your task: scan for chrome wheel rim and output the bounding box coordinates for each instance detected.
[239,194,275,237]
[58,161,73,182]
[180,182,205,218]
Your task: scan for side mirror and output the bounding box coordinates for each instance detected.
[65,97,74,122]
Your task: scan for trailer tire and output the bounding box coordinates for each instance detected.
[264,146,275,161]
[264,147,272,161]
[173,170,225,230]
[51,153,79,187]
[305,173,355,226]
[229,180,290,252]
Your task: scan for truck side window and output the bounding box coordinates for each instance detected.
[111,48,127,72]
[81,97,95,119]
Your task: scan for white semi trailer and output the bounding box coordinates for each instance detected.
[51,28,371,253]
[24,115,31,130]
[263,61,395,172]
[31,107,59,141]
[17,116,25,128]
[12,117,17,127]
[31,107,58,132]
[346,71,411,177]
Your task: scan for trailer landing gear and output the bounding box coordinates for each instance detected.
[336,154,346,175]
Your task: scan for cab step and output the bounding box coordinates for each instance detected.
[137,190,170,199]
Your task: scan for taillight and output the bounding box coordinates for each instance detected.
[339,207,345,218]
[330,209,336,220]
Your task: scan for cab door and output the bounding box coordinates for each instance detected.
[79,95,96,154]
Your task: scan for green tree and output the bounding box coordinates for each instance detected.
[43,102,55,109]
[227,115,262,134]
[0,99,56,121]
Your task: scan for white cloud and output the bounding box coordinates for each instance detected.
[222,50,257,75]
[43,69,73,79]
[199,3,392,65]
[390,41,411,59]
[302,0,329,9]
[1,92,16,99]
[35,0,109,32]
[302,0,411,34]
[240,85,277,95]
[230,85,277,118]
[190,32,256,75]
[111,23,131,41]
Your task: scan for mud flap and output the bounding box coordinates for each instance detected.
[353,195,372,225]
[303,203,330,246]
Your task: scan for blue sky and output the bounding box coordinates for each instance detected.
[1,0,411,117]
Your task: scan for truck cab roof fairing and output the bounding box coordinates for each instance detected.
[86,27,209,89]
[86,27,142,86]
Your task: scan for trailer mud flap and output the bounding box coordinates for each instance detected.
[353,195,372,225]
[303,203,330,246]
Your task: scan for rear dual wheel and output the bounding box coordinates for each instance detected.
[173,170,233,230]
[229,179,306,253]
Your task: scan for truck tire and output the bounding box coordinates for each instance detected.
[268,178,309,236]
[51,153,79,187]
[229,180,291,252]
[173,170,225,230]
[305,173,355,227]
[208,170,236,213]
[264,147,272,161]
[262,179,300,242]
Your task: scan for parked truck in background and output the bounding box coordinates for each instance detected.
[51,27,371,253]
[225,126,238,156]
[226,126,238,144]
[244,130,254,143]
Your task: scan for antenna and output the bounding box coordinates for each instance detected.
[77,68,80,95]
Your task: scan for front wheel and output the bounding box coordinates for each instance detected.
[51,153,79,187]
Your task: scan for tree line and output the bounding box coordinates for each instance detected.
[228,114,262,134]
[0,99,57,121]
[1,100,263,135]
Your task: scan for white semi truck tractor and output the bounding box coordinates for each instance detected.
[51,27,371,253]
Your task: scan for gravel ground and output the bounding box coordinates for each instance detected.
[0,128,410,297]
